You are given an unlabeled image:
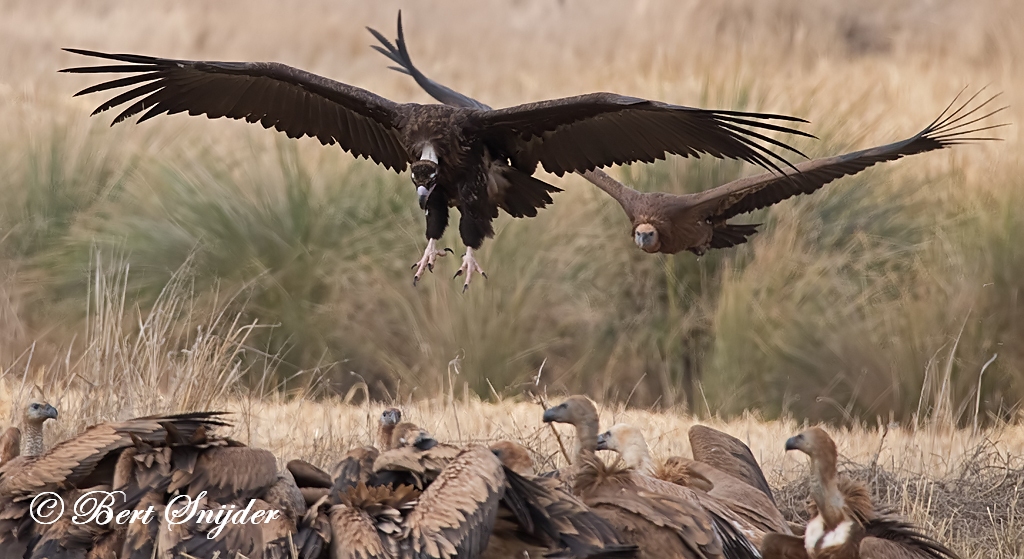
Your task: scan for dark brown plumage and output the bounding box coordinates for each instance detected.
[62,17,811,289]
[762,427,960,559]
[369,15,1006,256]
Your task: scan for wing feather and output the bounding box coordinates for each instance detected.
[477,94,812,177]
[61,49,410,171]
[402,446,505,559]
[690,89,1008,220]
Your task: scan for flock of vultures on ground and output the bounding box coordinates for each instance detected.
[0,9,1006,559]
[1,398,962,559]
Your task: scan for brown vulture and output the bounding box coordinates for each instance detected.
[61,21,812,290]
[368,13,1006,256]
[542,397,762,559]
[595,423,791,551]
[761,427,960,559]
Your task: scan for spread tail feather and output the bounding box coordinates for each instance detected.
[496,168,563,218]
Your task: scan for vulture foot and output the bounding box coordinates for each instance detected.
[412,239,453,285]
[453,248,487,292]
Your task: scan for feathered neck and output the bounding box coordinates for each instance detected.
[21,418,46,457]
[808,447,847,529]
[378,422,396,450]
[572,413,599,463]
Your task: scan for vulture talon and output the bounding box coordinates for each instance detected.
[455,248,486,291]
[411,239,449,285]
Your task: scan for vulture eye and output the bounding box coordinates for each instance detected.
[30,403,39,409]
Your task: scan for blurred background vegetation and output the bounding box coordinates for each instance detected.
[0,0,1020,425]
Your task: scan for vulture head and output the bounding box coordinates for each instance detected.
[378,408,402,450]
[412,144,440,210]
[489,441,535,476]
[542,395,597,427]
[784,427,837,463]
[633,223,661,252]
[25,401,59,425]
[380,408,402,427]
[543,395,600,458]
[595,423,656,475]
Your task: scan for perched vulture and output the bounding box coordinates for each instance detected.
[62,22,812,290]
[543,397,761,559]
[761,427,960,559]
[378,407,402,449]
[369,14,1006,255]
[0,401,57,465]
[596,423,790,550]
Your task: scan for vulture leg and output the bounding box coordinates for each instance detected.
[412,239,454,286]
[454,247,487,292]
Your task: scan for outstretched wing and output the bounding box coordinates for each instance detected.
[0,412,227,498]
[478,94,812,177]
[367,11,490,111]
[61,49,410,171]
[689,88,1008,221]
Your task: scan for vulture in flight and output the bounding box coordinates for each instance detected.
[61,27,812,290]
[369,13,1007,255]
[761,427,960,559]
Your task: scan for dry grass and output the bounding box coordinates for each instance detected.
[1,0,1022,421]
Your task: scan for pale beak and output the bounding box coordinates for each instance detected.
[417,185,436,210]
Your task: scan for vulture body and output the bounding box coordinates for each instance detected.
[596,423,790,550]
[543,396,761,559]
[369,14,1006,255]
[62,18,812,289]
[761,427,960,559]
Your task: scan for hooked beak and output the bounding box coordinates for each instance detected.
[784,435,802,452]
[542,407,561,423]
[417,185,436,210]
[45,404,58,420]
[595,431,610,451]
